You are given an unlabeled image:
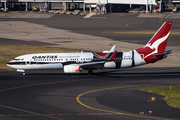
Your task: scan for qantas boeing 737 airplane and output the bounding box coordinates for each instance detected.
[7,21,172,75]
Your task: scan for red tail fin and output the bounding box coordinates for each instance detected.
[136,21,172,63]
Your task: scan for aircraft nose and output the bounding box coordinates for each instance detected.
[7,61,13,66]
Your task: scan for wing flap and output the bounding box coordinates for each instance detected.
[79,61,105,70]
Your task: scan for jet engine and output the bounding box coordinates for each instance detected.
[63,64,81,73]
[104,61,116,69]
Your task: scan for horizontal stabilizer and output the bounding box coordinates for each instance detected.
[154,49,172,59]
[165,49,172,54]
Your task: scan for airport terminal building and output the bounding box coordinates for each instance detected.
[0,0,179,12]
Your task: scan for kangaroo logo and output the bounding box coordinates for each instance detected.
[144,32,170,59]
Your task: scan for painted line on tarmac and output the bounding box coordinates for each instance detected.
[102,31,154,34]
[128,68,180,73]
[72,40,110,48]
[158,12,170,23]
[107,67,180,75]
[90,17,106,19]
[0,112,121,117]
[76,82,180,120]
[111,24,124,27]
[52,39,110,48]
[0,79,90,92]
[0,12,14,18]
[0,104,62,120]
[109,73,180,77]
[102,31,180,35]
[0,79,91,120]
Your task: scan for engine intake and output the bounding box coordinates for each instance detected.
[63,64,81,73]
[104,61,116,69]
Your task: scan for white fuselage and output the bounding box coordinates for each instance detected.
[8,53,91,70]
[7,51,146,73]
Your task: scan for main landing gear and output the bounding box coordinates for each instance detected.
[88,69,93,75]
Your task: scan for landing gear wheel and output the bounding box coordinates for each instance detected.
[88,69,93,75]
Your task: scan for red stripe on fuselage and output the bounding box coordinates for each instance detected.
[94,52,108,57]
[109,51,117,61]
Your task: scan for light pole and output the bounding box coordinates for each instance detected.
[150,0,152,12]
[63,0,66,12]
[159,0,162,12]
[25,0,28,11]
[4,2,6,11]
[146,0,148,13]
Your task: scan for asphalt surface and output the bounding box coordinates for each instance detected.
[0,38,56,46]
[0,11,180,120]
[0,68,180,120]
[0,12,180,46]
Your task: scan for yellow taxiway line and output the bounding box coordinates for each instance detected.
[102,30,180,35]
[76,82,180,120]
[0,79,90,120]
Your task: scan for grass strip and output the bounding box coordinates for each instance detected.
[138,87,180,108]
[0,45,77,71]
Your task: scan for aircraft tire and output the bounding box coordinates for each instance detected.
[88,69,93,75]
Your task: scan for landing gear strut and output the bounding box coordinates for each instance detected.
[88,69,93,75]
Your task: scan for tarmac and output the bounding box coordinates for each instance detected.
[0,68,180,120]
[0,11,180,120]
[137,12,180,19]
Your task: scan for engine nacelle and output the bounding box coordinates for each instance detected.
[104,61,116,69]
[63,64,81,73]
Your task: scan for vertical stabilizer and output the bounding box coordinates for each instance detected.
[136,21,172,63]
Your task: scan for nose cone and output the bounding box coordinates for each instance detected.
[7,61,11,65]
[6,60,13,68]
[7,60,12,64]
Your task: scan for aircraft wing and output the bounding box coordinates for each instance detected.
[79,61,105,70]
[78,51,117,70]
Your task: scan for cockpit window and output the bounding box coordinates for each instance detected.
[13,58,24,61]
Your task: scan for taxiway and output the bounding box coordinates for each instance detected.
[0,11,180,120]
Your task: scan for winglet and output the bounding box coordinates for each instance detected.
[108,51,117,61]
[103,45,116,53]
[110,45,116,52]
